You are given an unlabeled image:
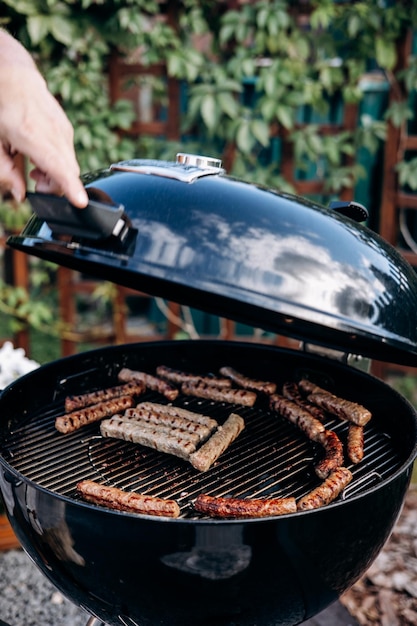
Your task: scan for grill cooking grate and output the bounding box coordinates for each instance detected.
[0,389,402,519]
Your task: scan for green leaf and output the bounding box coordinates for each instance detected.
[251,119,270,147]
[236,120,255,153]
[50,15,76,46]
[396,158,417,190]
[375,37,397,71]
[201,94,218,131]
[27,15,50,45]
[275,105,293,130]
[217,92,239,119]
[385,101,413,128]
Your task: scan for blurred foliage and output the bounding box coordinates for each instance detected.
[1,0,417,343]
[1,0,417,191]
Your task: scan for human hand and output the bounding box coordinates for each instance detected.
[0,30,88,208]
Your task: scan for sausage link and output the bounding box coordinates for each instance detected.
[282,382,327,421]
[65,381,145,412]
[136,402,218,430]
[269,394,325,442]
[298,379,372,426]
[156,365,232,388]
[100,416,197,461]
[219,366,276,394]
[347,424,365,464]
[77,480,180,517]
[118,368,178,401]
[297,467,353,511]
[194,494,297,518]
[189,413,245,472]
[55,396,135,433]
[315,430,344,479]
[181,380,257,407]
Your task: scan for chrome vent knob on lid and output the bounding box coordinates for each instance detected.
[176,152,223,171]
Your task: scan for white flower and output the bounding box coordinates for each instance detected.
[0,341,40,388]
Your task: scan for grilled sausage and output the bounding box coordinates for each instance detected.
[298,379,372,426]
[55,396,135,433]
[100,416,197,461]
[315,429,344,479]
[297,467,353,511]
[269,394,325,442]
[124,406,215,443]
[77,480,180,518]
[219,366,277,394]
[282,381,327,422]
[194,494,297,518]
[181,380,257,407]
[189,413,245,472]
[347,424,365,464]
[65,381,145,412]
[156,365,232,388]
[117,368,178,401]
[135,402,218,430]
[117,414,203,445]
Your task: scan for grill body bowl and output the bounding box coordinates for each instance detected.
[0,340,415,626]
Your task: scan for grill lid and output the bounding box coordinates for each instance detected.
[7,153,417,365]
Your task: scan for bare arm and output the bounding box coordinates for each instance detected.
[0,30,88,207]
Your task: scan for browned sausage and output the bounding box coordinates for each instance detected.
[77,480,180,517]
[219,366,277,394]
[123,406,215,443]
[194,494,297,518]
[156,365,232,388]
[282,381,327,421]
[189,413,245,472]
[181,380,257,407]
[269,394,325,442]
[297,467,353,511]
[315,430,344,479]
[118,368,178,401]
[65,381,145,412]
[55,396,135,433]
[347,424,365,464]
[298,379,372,426]
[135,401,218,430]
[100,416,197,461]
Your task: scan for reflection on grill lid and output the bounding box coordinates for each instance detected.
[7,154,417,365]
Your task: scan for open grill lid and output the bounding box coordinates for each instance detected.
[7,153,417,365]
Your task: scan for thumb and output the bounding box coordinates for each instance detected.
[0,145,25,202]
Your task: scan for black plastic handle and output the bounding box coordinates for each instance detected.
[328,200,369,223]
[26,192,126,240]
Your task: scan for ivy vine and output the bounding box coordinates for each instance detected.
[2,0,417,192]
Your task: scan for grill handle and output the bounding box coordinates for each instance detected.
[328,200,369,222]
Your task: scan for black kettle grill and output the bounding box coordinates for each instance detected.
[0,153,416,626]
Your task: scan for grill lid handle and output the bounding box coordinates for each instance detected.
[26,191,129,241]
[328,200,369,222]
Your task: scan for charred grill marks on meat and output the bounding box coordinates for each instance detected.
[269,394,325,442]
[55,396,135,434]
[156,365,232,388]
[77,480,180,518]
[298,379,372,426]
[297,467,353,511]
[118,368,179,401]
[194,494,297,518]
[189,412,245,472]
[65,381,145,412]
[219,366,277,394]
